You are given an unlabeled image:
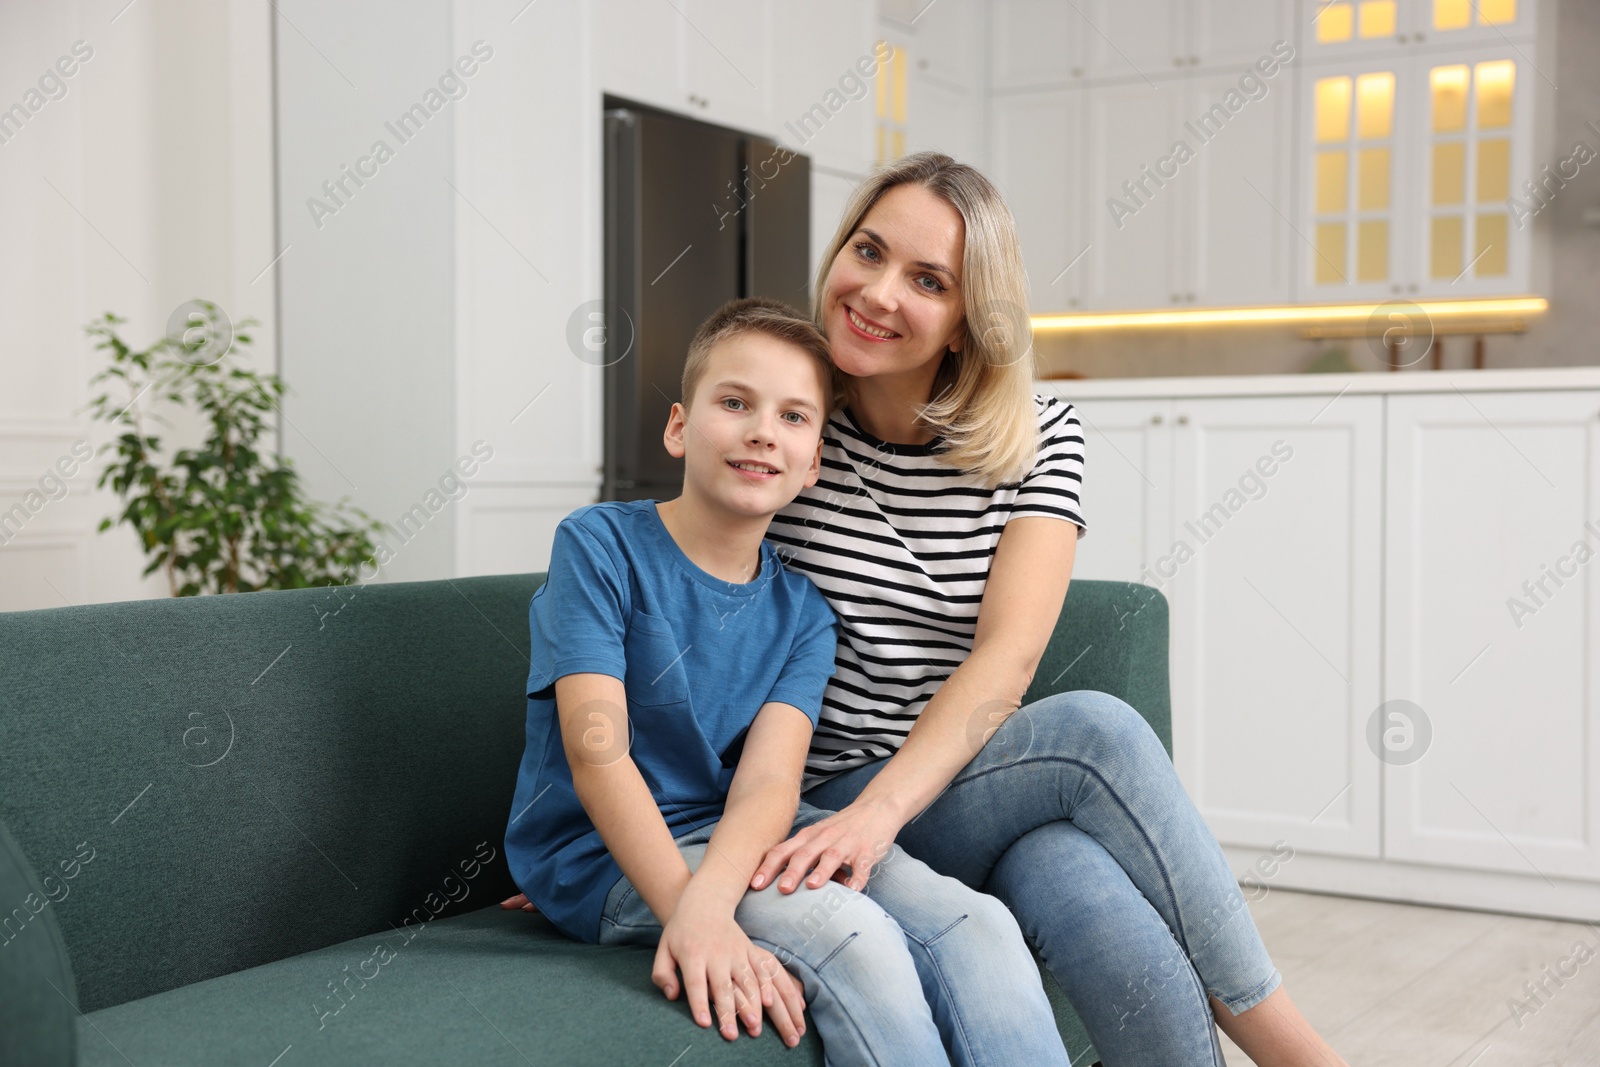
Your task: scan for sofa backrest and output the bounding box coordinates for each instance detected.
[0,573,1166,1013]
[0,574,539,1012]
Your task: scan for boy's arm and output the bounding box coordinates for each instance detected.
[563,675,812,1043]
[679,699,814,913]
[555,672,693,926]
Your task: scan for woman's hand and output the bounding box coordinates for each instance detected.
[499,893,537,912]
[653,888,807,1047]
[750,796,906,895]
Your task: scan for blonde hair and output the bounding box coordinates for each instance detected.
[811,151,1038,487]
[681,296,844,419]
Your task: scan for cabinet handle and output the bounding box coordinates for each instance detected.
[1172,56,1184,67]
[1176,414,1189,425]
[1072,66,1084,77]
[1414,32,1425,42]
[1185,292,1196,303]
[1407,283,1419,293]
[1171,293,1181,303]
[1189,55,1199,65]
[1151,414,1164,425]
[1069,297,1080,308]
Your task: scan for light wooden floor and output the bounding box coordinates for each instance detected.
[1216,889,1600,1066]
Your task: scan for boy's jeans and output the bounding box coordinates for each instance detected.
[803,689,1283,1067]
[597,802,1072,1067]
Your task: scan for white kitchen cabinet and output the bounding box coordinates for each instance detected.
[1167,395,1384,859]
[1084,79,1187,310]
[1067,397,1174,585]
[592,0,686,112]
[679,0,772,133]
[905,74,983,169]
[770,0,878,173]
[593,0,772,132]
[1048,374,1600,920]
[903,0,983,92]
[1185,69,1296,308]
[1300,48,1537,302]
[991,89,1085,312]
[877,0,987,171]
[1385,390,1600,882]
[1187,0,1296,69]
[990,0,1088,89]
[1080,0,1188,82]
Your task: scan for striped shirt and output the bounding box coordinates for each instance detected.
[767,393,1088,791]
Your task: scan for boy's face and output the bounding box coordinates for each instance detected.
[662,332,827,520]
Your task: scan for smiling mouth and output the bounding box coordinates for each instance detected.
[846,306,900,340]
[727,460,779,477]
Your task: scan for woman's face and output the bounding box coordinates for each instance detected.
[819,183,967,386]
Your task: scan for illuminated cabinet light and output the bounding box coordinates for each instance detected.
[1030,298,1549,332]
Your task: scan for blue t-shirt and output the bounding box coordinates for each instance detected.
[504,499,840,943]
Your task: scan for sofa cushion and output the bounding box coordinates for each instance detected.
[73,905,1097,1065]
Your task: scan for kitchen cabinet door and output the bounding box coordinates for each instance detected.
[1187,0,1296,70]
[1067,397,1173,585]
[593,0,686,112]
[1299,56,1419,303]
[990,0,1087,89]
[1080,0,1188,81]
[679,0,772,134]
[1185,70,1295,308]
[1084,80,1186,311]
[1402,46,1535,300]
[1168,395,1383,859]
[905,75,982,170]
[904,0,983,92]
[1385,390,1600,882]
[771,0,877,174]
[990,89,1084,313]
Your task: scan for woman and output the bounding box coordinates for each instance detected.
[510,152,1348,1066]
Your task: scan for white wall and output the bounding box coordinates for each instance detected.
[274,0,461,585]
[0,0,276,611]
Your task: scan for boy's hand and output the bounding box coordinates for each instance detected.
[653,888,807,1048]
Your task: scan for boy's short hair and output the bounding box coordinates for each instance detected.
[681,297,843,421]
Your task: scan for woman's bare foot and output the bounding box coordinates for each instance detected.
[1210,986,1349,1066]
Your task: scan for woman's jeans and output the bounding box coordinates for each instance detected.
[597,802,1072,1067]
[803,689,1282,1067]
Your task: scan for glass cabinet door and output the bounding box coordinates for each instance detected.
[1303,59,1411,300]
[1303,0,1537,56]
[1415,50,1530,296]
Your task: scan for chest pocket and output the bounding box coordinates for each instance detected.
[623,610,691,708]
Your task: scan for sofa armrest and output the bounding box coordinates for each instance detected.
[1018,580,1172,759]
[0,817,78,1067]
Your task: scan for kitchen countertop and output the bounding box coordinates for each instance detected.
[1035,366,1600,398]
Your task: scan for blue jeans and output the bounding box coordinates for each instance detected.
[803,690,1282,1067]
[597,802,1072,1067]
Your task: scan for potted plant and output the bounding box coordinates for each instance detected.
[85,301,382,596]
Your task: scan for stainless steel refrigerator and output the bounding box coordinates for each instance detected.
[602,100,812,503]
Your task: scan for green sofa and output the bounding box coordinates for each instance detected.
[0,573,1170,1066]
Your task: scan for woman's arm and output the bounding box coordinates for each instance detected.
[751,516,1079,893]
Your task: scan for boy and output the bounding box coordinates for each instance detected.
[505,298,1069,1064]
